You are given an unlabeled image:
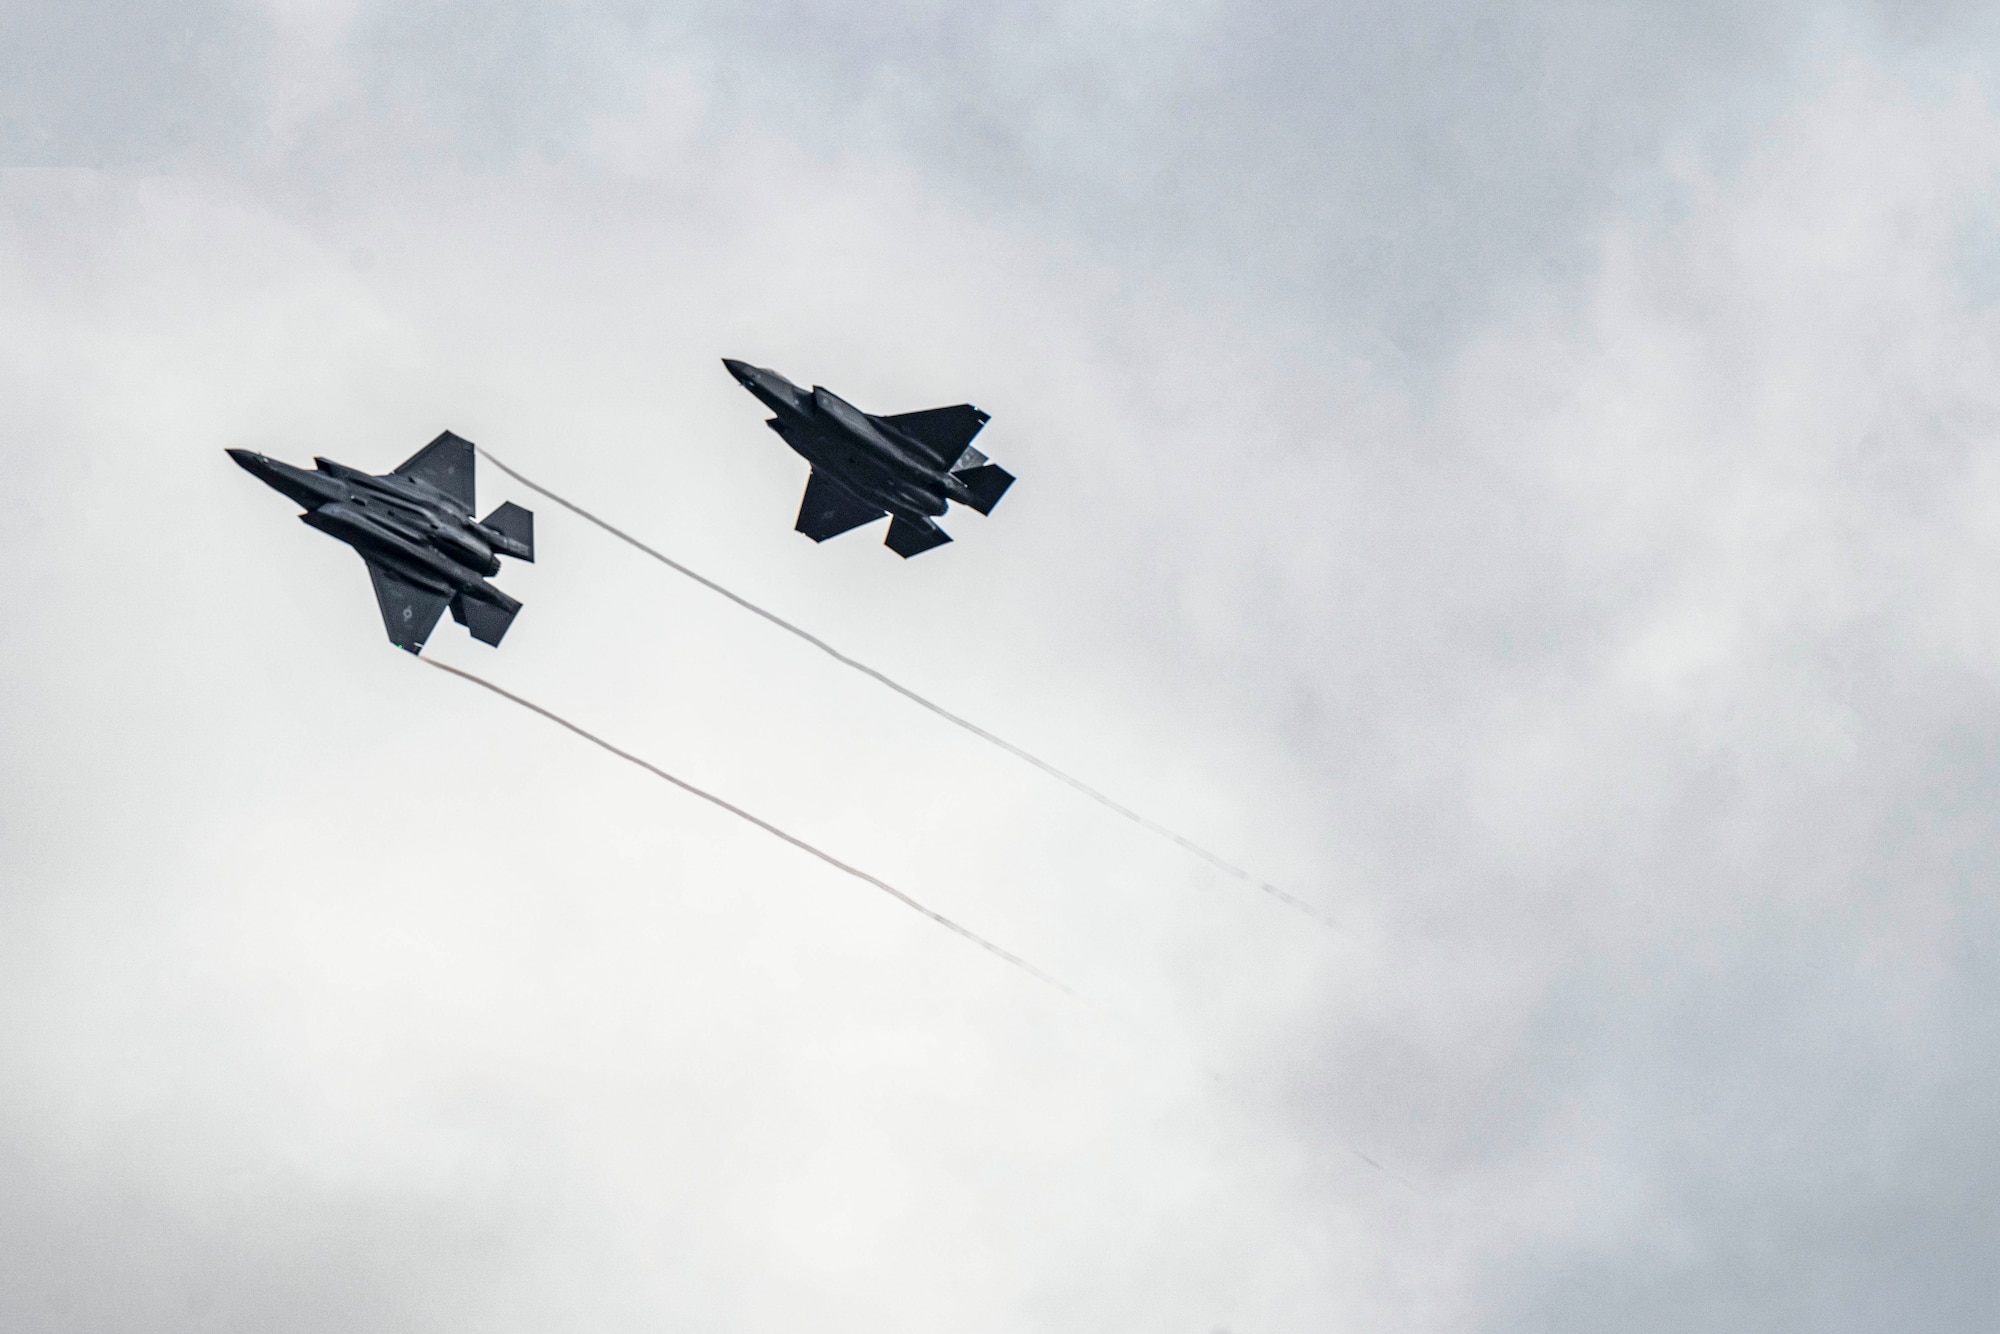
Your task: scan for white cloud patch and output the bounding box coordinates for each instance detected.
[3,4,1999,1331]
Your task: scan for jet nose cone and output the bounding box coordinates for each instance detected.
[721,358,756,384]
[226,448,274,479]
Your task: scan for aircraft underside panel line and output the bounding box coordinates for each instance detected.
[471,445,1338,930]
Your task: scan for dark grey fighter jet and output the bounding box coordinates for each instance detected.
[723,360,1015,557]
[228,431,534,653]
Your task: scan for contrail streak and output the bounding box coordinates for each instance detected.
[475,446,1336,930]
[423,663,1416,1192]
[421,655,1077,998]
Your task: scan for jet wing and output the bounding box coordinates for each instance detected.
[877,405,989,469]
[796,469,887,542]
[393,431,476,514]
[364,559,451,653]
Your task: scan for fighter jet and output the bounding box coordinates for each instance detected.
[723,360,1015,557]
[227,431,534,653]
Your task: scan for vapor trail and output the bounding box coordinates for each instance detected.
[476,446,1336,930]
[421,656,1076,998]
[422,657,1420,1190]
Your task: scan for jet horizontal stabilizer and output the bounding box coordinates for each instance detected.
[481,500,535,561]
[885,514,953,558]
[453,590,522,647]
[953,463,1015,516]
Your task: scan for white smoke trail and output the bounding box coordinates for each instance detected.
[420,655,1079,998]
[475,445,1337,930]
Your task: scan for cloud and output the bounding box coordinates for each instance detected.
[0,0,275,169]
[3,3,2000,1331]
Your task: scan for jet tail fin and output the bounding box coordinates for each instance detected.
[452,590,523,647]
[953,463,1015,515]
[481,500,535,562]
[885,515,953,558]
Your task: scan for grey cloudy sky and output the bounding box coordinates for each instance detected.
[5,2,2000,1330]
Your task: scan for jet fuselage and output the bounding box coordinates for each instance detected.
[231,451,525,592]
[725,362,982,521]
[228,434,534,651]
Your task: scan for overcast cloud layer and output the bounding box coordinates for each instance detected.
[5,2,2000,1330]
